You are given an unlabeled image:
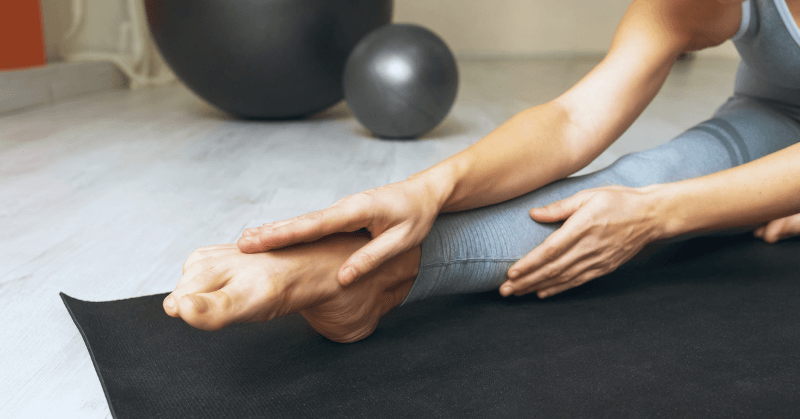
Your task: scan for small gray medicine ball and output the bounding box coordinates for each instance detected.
[343,24,459,139]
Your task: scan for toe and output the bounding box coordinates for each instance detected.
[163,294,180,317]
[176,291,236,331]
[166,270,229,317]
[182,245,239,274]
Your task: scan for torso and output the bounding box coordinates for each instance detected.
[788,0,800,26]
[733,0,800,106]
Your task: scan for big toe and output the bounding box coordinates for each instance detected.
[176,291,237,331]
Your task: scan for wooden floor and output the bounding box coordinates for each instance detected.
[0,56,740,418]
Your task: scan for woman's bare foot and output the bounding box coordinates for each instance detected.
[163,234,419,343]
[754,213,800,244]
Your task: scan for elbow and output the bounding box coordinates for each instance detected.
[549,97,603,175]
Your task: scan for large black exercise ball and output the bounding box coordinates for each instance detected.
[145,0,393,119]
[343,23,458,139]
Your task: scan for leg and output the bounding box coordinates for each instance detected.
[166,95,798,341]
[165,234,420,343]
[402,95,800,304]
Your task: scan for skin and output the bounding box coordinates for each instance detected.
[170,0,800,341]
[754,213,800,243]
[164,234,418,343]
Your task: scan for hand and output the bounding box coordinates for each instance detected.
[237,175,446,286]
[500,185,666,298]
[753,213,800,243]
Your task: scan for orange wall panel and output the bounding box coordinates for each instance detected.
[1,0,46,70]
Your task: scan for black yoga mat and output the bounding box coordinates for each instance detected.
[63,234,800,418]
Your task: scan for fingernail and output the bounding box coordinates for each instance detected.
[501,286,513,296]
[509,270,520,279]
[189,295,208,313]
[164,295,175,308]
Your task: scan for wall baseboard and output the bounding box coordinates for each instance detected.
[0,60,127,115]
[454,51,606,61]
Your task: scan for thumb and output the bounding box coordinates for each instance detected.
[530,193,590,223]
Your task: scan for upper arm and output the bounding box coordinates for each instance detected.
[662,0,745,51]
[608,0,744,65]
[611,0,745,52]
[554,0,744,170]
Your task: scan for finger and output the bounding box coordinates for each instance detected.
[762,218,788,244]
[262,217,295,231]
[241,218,297,238]
[753,225,765,238]
[238,205,368,253]
[529,191,592,224]
[521,263,605,296]
[506,225,583,283]
[338,229,409,286]
[502,262,566,296]
[537,270,600,298]
[502,248,591,297]
[514,266,584,296]
[240,217,297,239]
[781,215,800,239]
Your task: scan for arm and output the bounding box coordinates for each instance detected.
[658,142,800,238]
[240,0,743,285]
[503,139,800,298]
[420,0,743,212]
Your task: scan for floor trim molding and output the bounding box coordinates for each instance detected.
[0,61,127,116]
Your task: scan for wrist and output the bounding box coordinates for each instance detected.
[643,182,688,240]
[407,161,461,213]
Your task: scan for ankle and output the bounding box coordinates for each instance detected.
[375,246,420,306]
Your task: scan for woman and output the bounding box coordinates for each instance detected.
[163,0,800,343]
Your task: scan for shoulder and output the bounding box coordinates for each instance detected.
[624,0,745,52]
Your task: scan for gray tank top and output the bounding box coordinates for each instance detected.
[733,0,800,108]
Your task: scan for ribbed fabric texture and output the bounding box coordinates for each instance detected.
[403,93,800,304]
[403,1,800,304]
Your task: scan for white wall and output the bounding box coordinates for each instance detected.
[41,0,70,62]
[394,0,740,59]
[40,0,740,63]
[395,0,629,56]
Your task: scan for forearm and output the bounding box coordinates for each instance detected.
[410,59,672,214]
[415,50,674,214]
[409,0,700,214]
[411,101,585,213]
[656,142,800,238]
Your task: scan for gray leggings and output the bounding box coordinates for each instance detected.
[402,95,800,304]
